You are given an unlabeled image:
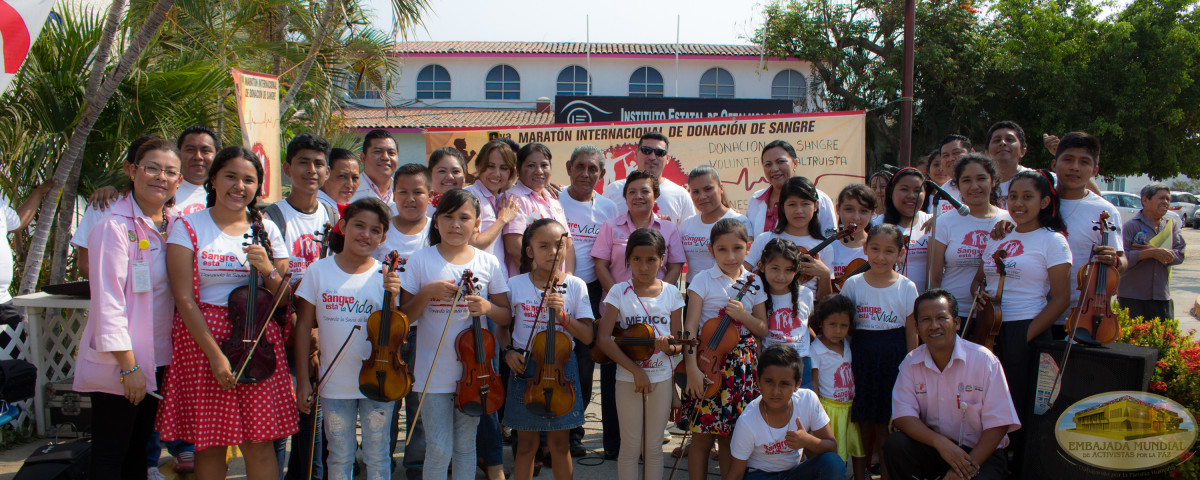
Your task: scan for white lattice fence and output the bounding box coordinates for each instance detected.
[13,293,91,436]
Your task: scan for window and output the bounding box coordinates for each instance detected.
[772,69,808,104]
[628,67,664,97]
[347,79,381,100]
[485,65,520,100]
[557,66,591,96]
[699,67,734,98]
[416,65,451,99]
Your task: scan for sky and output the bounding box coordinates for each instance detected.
[365,0,767,45]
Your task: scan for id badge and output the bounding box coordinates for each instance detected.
[132,261,152,293]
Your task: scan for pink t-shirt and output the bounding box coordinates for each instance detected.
[591,213,686,286]
[891,339,1020,449]
[501,182,569,275]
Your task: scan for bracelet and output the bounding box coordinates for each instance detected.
[119,364,140,383]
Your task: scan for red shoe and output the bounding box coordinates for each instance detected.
[173,451,195,473]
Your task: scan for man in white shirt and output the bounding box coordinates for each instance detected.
[986,121,1031,209]
[352,129,399,213]
[930,134,972,215]
[602,132,695,225]
[559,144,619,457]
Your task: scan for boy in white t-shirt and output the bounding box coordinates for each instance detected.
[294,197,400,480]
[728,344,844,480]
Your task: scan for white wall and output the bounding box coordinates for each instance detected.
[353,54,813,109]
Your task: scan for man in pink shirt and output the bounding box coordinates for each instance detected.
[885,289,1019,480]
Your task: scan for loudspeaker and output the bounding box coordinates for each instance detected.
[1019,340,1158,479]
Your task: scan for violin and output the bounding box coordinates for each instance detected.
[967,250,1008,351]
[454,270,504,416]
[223,221,290,384]
[523,233,574,418]
[675,273,760,398]
[591,326,698,365]
[796,225,855,284]
[1068,211,1121,346]
[831,258,868,293]
[315,223,333,259]
[358,251,413,402]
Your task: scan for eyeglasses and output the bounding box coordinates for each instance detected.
[138,164,181,179]
[638,146,668,157]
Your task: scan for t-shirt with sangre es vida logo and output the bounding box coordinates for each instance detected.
[294,255,390,400]
[981,227,1071,322]
[932,210,1012,317]
[838,273,918,331]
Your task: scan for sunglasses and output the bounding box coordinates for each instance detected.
[638,146,668,157]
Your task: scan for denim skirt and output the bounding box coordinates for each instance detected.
[502,351,585,431]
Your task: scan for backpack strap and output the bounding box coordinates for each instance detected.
[259,203,287,239]
[323,202,339,229]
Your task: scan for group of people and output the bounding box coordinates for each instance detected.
[65,120,1185,480]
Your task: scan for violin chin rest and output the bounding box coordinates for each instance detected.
[1071,328,1102,347]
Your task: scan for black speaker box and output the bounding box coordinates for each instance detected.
[1020,340,1159,479]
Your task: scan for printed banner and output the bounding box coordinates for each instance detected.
[424,111,866,212]
[231,68,281,202]
[0,0,56,92]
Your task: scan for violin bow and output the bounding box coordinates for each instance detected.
[306,324,362,479]
[232,272,294,384]
[522,233,570,365]
[407,274,471,443]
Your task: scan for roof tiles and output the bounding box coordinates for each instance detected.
[394,41,762,57]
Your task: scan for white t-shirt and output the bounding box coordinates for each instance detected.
[603,280,685,383]
[603,178,695,225]
[400,246,508,393]
[995,166,1032,210]
[559,193,619,283]
[730,389,830,473]
[827,240,866,279]
[174,180,209,215]
[294,256,385,399]
[764,289,814,357]
[746,231,822,268]
[895,210,933,292]
[810,339,854,402]
[70,203,105,249]
[933,210,1012,316]
[680,210,753,283]
[507,273,593,351]
[1059,192,1125,324]
[373,219,430,268]
[273,200,333,280]
[168,210,289,306]
[839,274,918,331]
[687,266,767,336]
[982,228,1071,322]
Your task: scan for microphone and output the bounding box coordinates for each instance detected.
[880,164,969,216]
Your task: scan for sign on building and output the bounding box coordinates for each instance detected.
[554,95,795,124]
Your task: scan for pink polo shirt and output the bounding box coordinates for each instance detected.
[591,213,686,286]
[464,181,507,277]
[501,181,569,275]
[891,338,1020,449]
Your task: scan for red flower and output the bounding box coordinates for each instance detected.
[1151,381,1169,392]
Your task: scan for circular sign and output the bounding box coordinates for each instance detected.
[1054,391,1197,471]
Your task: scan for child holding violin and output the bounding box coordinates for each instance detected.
[157,146,294,479]
[828,184,873,287]
[974,169,1071,470]
[400,189,511,480]
[502,218,594,480]
[746,176,825,270]
[596,227,685,480]
[293,197,400,480]
[838,224,918,479]
[683,218,769,480]
[756,238,825,391]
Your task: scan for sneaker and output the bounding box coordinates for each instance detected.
[147,467,167,480]
[173,451,195,473]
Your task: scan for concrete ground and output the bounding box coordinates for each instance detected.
[1,228,1197,479]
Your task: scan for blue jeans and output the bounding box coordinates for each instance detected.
[146,433,193,467]
[743,452,846,480]
[800,356,813,391]
[324,398,395,480]
[420,393,480,480]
